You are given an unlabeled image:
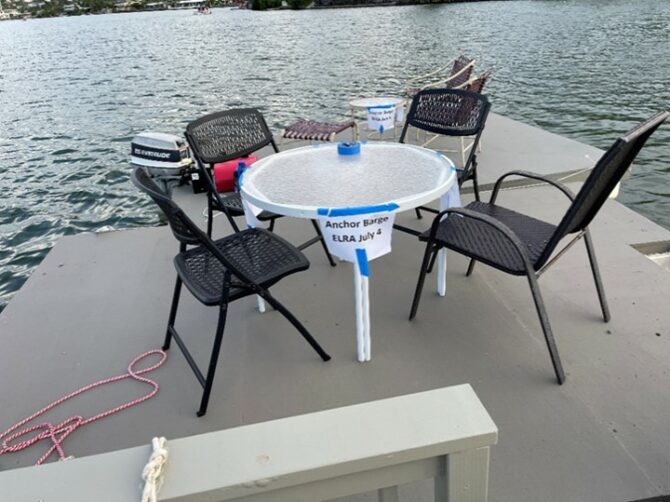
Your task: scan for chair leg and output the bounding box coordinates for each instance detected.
[426,247,439,274]
[466,258,477,277]
[268,218,276,233]
[197,295,230,417]
[311,219,336,267]
[260,290,331,361]
[460,137,466,167]
[415,208,423,220]
[409,242,438,320]
[583,230,611,322]
[472,165,481,202]
[527,272,565,384]
[163,276,183,350]
[206,198,214,238]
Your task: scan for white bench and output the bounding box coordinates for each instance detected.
[0,384,497,501]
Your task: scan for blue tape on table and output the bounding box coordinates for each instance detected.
[434,151,457,171]
[235,161,247,190]
[356,248,369,277]
[337,142,361,156]
[317,203,399,217]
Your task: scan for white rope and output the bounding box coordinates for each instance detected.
[141,437,168,502]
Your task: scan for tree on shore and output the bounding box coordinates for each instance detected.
[250,0,280,9]
[287,0,310,7]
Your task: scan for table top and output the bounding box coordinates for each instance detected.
[240,142,456,219]
[349,96,405,108]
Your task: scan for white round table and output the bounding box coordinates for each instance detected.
[241,142,457,362]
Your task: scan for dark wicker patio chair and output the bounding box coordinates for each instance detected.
[185,108,335,266]
[399,88,491,218]
[409,111,669,385]
[131,167,331,417]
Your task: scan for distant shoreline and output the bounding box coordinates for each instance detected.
[0,0,501,20]
[311,0,494,9]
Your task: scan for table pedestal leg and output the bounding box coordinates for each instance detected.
[437,190,455,297]
[354,265,371,362]
[437,249,447,297]
[363,271,371,361]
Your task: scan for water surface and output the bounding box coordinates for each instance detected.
[0,0,668,311]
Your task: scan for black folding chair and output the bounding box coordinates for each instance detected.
[409,111,669,384]
[131,167,331,417]
[185,108,335,266]
[399,88,491,220]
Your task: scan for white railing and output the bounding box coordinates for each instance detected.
[0,384,497,501]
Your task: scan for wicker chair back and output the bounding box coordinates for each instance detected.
[186,108,275,164]
[446,55,475,89]
[131,166,265,285]
[539,111,669,266]
[131,167,202,246]
[401,88,491,138]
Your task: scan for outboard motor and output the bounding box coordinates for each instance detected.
[130,132,193,194]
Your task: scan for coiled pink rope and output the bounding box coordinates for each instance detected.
[0,349,167,466]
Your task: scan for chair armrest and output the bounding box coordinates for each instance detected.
[427,207,535,272]
[490,170,576,205]
[422,61,476,90]
[405,59,457,86]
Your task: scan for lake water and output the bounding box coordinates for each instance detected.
[0,0,668,311]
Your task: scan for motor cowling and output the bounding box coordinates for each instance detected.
[130,132,193,193]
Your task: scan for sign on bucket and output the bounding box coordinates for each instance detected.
[366,104,396,134]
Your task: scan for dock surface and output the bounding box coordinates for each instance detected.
[1,113,669,501]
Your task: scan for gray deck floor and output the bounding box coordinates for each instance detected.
[1,114,669,501]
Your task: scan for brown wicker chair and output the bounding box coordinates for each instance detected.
[405,55,476,99]
[466,69,492,94]
[281,118,358,143]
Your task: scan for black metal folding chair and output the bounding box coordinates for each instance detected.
[409,111,669,384]
[131,167,331,417]
[185,108,335,266]
[399,89,491,220]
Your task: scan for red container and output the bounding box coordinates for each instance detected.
[213,155,258,192]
